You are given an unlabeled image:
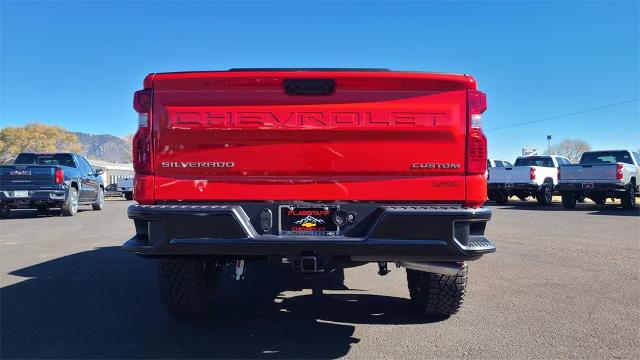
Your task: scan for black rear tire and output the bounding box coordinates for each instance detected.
[562,192,576,209]
[621,183,636,210]
[61,187,78,216]
[407,263,467,317]
[494,192,509,205]
[159,259,222,318]
[124,192,133,201]
[0,207,10,219]
[537,182,553,206]
[92,187,105,210]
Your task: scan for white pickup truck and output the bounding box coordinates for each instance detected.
[116,177,134,200]
[558,150,639,209]
[488,155,572,205]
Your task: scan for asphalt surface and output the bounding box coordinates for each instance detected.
[1,199,639,359]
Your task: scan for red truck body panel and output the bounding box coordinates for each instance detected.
[133,70,487,206]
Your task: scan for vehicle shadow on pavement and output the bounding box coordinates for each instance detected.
[1,247,439,359]
[1,209,56,219]
[1,208,93,220]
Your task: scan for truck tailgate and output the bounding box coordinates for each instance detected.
[150,72,470,201]
[488,167,532,183]
[561,164,617,182]
[0,165,57,190]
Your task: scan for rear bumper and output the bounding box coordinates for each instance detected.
[0,189,66,208]
[123,203,495,261]
[488,182,541,192]
[557,182,626,193]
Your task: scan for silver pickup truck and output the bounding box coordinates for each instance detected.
[558,150,639,209]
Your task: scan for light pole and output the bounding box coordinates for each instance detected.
[547,135,552,154]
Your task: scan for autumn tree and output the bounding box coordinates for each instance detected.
[546,139,592,163]
[0,123,82,163]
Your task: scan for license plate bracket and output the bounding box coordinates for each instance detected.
[279,206,339,236]
[583,183,594,189]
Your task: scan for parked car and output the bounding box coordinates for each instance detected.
[123,69,496,318]
[0,152,105,217]
[487,158,513,168]
[105,183,123,197]
[558,150,639,209]
[488,155,572,205]
[116,177,134,200]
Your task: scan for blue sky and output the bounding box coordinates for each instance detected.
[1,1,638,161]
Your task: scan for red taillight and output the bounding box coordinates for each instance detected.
[468,90,488,123]
[133,89,153,174]
[133,89,152,113]
[466,89,488,175]
[616,163,623,181]
[55,168,64,185]
[557,167,561,181]
[530,167,536,181]
[133,127,152,174]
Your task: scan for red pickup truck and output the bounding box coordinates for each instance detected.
[123,69,495,318]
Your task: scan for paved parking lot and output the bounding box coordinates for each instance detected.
[1,199,638,359]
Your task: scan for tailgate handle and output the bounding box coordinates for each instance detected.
[284,79,335,95]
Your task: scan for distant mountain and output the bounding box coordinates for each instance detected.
[73,132,132,163]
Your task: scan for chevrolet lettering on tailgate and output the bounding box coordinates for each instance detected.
[169,110,446,129]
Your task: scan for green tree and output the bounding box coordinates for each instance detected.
[0,123,82,163]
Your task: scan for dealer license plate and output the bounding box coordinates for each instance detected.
[13,191,28,197]
[279,206,339,236]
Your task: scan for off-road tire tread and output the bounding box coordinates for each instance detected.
[407,263,467,317]
[159,259,220,318]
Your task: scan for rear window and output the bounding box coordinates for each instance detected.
[14,154,76,167]
[579,151,633,165]
[514,157,554,167]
